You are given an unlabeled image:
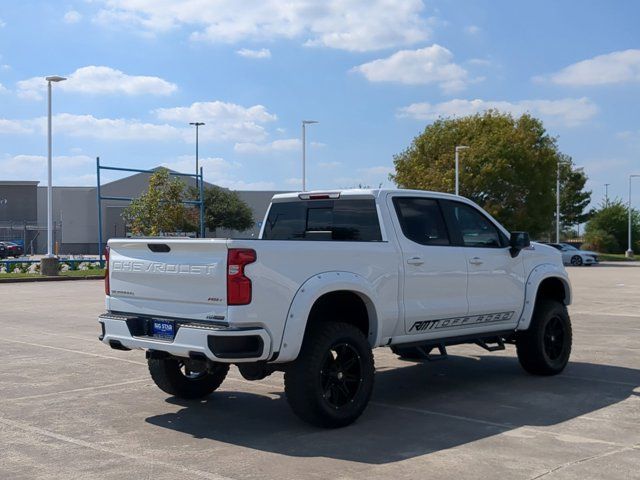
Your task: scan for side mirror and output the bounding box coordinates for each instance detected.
[509,231,530,257]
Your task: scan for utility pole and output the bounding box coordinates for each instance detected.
[301,120,318,191]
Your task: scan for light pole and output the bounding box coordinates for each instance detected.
[189,122,205,188]
[454,145,469,196]
[604,183,610,205]
[302,120,318,191]
[626,174,640,258]
[555,159,577,243]
[45,75,66,264]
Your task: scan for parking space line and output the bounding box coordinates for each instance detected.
[0,416,236,480]
[571,311,640,319]
[0,338,146,366]
[7,378,149,402]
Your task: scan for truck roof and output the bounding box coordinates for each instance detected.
[270,188,464,202]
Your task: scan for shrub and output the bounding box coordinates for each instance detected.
[582,229,619,253]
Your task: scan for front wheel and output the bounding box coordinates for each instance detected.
[148,356,229,399]
[284,322,375,428]
[516,300,572,375]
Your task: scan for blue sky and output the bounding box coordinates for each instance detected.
[0,1,639,207]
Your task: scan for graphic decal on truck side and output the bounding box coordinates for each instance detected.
[409,311,514,332]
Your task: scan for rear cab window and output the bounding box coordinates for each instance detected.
[262,199,382,241]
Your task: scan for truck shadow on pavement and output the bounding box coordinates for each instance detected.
[145,354,640,464]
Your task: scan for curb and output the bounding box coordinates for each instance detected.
[0,275,104,284]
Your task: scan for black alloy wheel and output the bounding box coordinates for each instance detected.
[320,343,363,409]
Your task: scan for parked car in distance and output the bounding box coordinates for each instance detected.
[546,243,598,266]
[0,242,24,258]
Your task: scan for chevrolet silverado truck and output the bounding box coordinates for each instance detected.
[99,189,572,428]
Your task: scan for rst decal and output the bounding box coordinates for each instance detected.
[410,311,514,332]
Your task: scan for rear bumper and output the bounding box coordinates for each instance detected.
[98,313,272,363]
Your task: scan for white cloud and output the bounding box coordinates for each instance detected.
[397,97,598,127]
[465,25,481,35]
[0,114,182,141]
[17,66,177,100]
[236,48,271,59]
[64,10,82,24]
[161,155,276,190]
[0,154,94,185]
[318,161,340,168]
[94,0,430,52]
[0,119,35,134]
[0,98,280,143]
[223,180,277,190]
[53,114,181,140]
[352,44,471,93]
[162,155,238,178]
[155,101,277,143]
[234,138,300,153]
[360,166,393,176]
[538,49,640,86]
[284,177,302,186]
[0,83,8,94]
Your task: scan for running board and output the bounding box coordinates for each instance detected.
[474,337,506,352]
[417,344,448,361]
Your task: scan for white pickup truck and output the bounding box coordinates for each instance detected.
[99,189,572,428]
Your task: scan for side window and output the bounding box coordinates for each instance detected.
[442,201,504,248]
[262,199,382,241]
[393,197,450,246]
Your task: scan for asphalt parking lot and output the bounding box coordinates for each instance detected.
[1,263,639,479]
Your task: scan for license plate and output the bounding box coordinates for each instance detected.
[152,319,175,340]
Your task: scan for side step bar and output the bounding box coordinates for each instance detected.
[474,337,506,352]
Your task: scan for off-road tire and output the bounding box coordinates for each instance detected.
[148,357,229,399]
[284,321,375,428]
[516,299,572,375]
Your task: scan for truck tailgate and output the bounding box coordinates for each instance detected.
[107,238,228,321]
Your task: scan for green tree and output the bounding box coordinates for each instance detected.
[391,111,591,237]
[188,185,254,234]
[559,155,592,226]
[583,200,640,253]
[122,169,188,236]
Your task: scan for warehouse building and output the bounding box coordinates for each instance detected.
[0,169,287,255]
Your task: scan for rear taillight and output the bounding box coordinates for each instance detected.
[104,246,110,296]
[227,248,256,305]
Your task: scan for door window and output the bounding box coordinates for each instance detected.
[442,201,506,248]
[392,197,450,246]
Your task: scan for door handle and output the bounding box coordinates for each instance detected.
[407,256,424,266]
[469,257,483,265]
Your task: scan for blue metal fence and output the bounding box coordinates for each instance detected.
[96,157,205,265]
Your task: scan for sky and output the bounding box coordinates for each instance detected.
[0,1,639,207]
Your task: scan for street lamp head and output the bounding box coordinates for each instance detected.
[455,145,469,152]
[303,120,319,125]
[189,122,205,126]
[45,75,67,83]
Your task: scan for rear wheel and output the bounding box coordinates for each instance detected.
[516,299,572,375]
[284,322,374,428]
[148,357,229,399]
